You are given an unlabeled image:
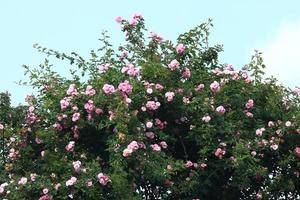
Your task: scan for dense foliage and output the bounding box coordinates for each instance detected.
[1,13,300,200]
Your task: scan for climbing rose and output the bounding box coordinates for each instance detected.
[210,81,220,93]
[295,147,300,157]
[97,173,110,186]
[165,92,175,102]
[102,84,116,95]
[245,99,254,109]
[176,43,185,54]
[216,105,226,114]
[168,59,180,71]
[66,177,77,186]
[150,144,161,152]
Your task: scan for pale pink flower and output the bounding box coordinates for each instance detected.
[200,163,207,168]
[43,188,49,194]
[210,81,220,93]
[0,124,3,130]
[270,144,278,151]
[195,84,205,92]
[65,141,75,152]
[97,173,110,186]
[133,12,143,20]
[98,63,111,73]
[122,148,133,157]
[182,67,191,79]
[67,84,78,96]
[256,128,265,136]
[84,100,95,113]
[146,101,160,110]
[145,131,155,139]
[72,112,80,122]
[127,141,139,151]
[73,160,81,173]
[165,92,175,102]
[168,59,180,71]
[202,115,211,123]
[150,144,161,152]
[245,99,254,109]
[85,85,96,96]
[66,177,77,186]
[30,173,37,182]
[159,141,168,149]
[115,16,122,23]
[268,121,275,127]
[146,122,153,128]
[149,32,163,42]
[155,83,164,91]
[60,97,70,110]
[176,43,185,54]
[95,108,103,115]
[102,84,116,95]
[18,177,28,185]
[214,148,226,158]
[246,112,253,118]
[216,106,226,114]
[118,80,133,95]
[129,18,138,26]
[185,160,194,168]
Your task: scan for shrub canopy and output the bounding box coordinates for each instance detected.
[0,13,300,200]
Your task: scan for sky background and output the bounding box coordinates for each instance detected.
[1,0,300,105]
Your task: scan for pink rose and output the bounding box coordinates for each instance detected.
[159,141,168,149]
[182,67,191,79]
[72,112,80,122]
[210,81,220,93]
[118,80,133,95]
[122,148,133,157]
[202,115,211,123]
[150,144,161,152]
[216,106,226,114]
[115,16,122,23]
[146,101,160,110]
[65,141,75,152]
[73,160,81,173]
[102,84,116,95]
[195,84,205,92]
[245,99,254,109]
[185,160,194,168]
[165,92,175,102]
[168,59,180,71]
[97,173,110,186]
[176,43,185,54]
[145,131,155,139]
[85,85,96,96]
[67,84,78,96]
[214,148,226,158]
[66,177,77,186]
[18,177,28,185]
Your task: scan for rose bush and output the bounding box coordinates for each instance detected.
[0,13,300,199]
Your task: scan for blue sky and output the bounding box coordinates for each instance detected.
[1,0,300,105]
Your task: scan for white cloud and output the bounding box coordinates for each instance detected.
[257,21,300,87]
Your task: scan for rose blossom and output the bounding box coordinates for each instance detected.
[65,141,75,152]
[66,177,77,186]
[97,173,110,186]
[214,148,226,158]
[72,112,80,122]
[73,160,81,173]
[102,84,116,95]
[85,85,96,96]
[165,92,175,102]
[182,67,191,79]
[176,43,185,54]
[202,115,211,123]
[245,99,254,109]
[210,81,220,93]
[216,106,226,114]
[168,59,180,71]
[118,80,133,95]
[18,177,28,185]
[150,144,161,152]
